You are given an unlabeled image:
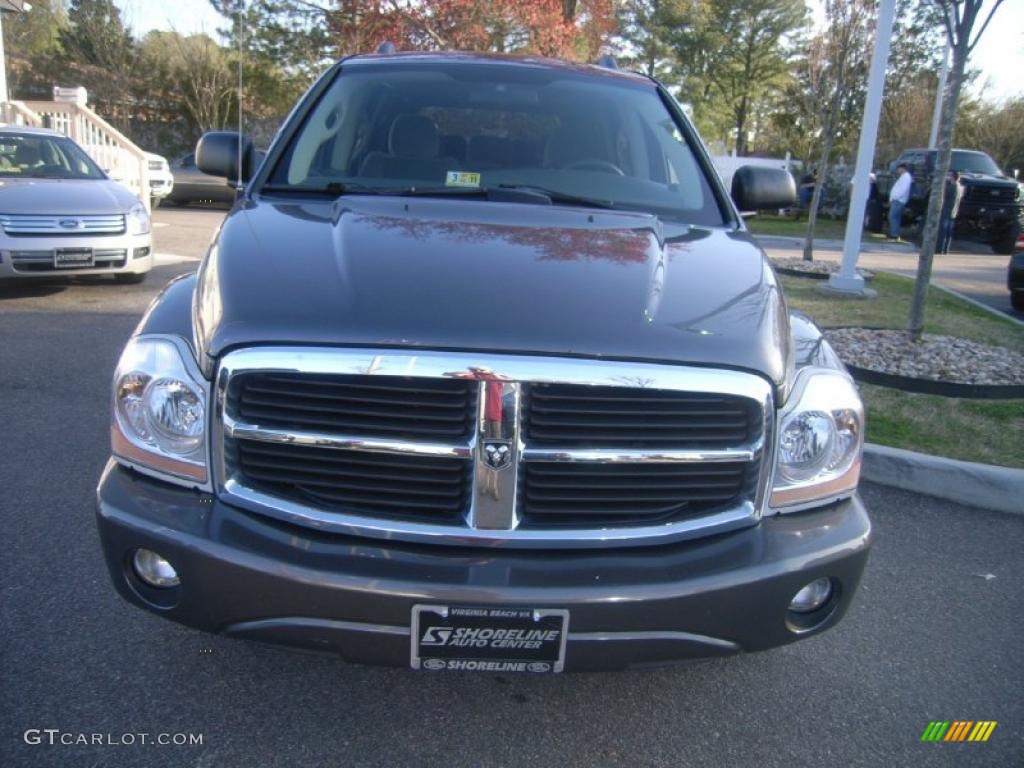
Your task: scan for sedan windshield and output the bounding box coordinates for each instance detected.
[264,61,725,226]
[0,132,105,180]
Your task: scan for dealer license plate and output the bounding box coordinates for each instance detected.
[53,248,94,268]
[411,605,569,673]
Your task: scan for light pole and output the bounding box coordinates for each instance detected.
[928,41,951,149]
[827,0,897,296]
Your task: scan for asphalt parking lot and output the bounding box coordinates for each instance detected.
[1,206,1021,767]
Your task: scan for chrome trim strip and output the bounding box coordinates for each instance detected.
[213,347,773,549]
[568,630,740,651]
[219,476,758,548]
[223,617,410,637]
[521,446,757,464]
[223,415,474,459]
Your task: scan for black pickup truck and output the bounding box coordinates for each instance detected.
[867,148,1023,253]
[96,51,871,673]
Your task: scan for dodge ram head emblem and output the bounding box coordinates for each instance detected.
[483,440,512,470]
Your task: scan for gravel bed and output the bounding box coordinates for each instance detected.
[771,257,874,280]
[825,328,1024,386]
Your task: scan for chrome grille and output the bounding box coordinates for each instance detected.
[520,460,757,525]
[215,349,772,549]
[233,372,477,440]
[964,185,1016,204]
[9,248,127,272]
[231,441,470,522]
[0,214,125,235]
[523,383,759,448]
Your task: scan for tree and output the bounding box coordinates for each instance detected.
[671,0,806,155]
[615,1,699,82]
[875,0,946,164]
[58,0,138,125]
[907,0,1006,341]
[1,0,68,100]
[801,0,874,261]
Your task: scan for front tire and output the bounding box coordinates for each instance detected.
[114,272,148,285]
[992,228,1018,255]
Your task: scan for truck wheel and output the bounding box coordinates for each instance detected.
[992,231,1017,255]
[1012,292,1024,311]
[864,199,883,233]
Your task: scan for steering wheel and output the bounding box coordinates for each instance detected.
[563,159,625,176]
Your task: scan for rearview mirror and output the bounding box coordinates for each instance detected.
[196,131,255,186]
[731,166,796,213]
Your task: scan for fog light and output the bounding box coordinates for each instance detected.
[133,247,151,260]
[132,549,179,588]
[789,577,832,613]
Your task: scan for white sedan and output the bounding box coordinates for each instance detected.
[0,126,153,284]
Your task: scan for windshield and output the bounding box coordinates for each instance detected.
[950,151,1002,175]
[264,62,725,225]
[0,132,105,180]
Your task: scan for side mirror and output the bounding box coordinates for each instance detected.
[196,131,255,186]
[730,166,796,213]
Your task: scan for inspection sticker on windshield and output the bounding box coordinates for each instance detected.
[411,605,569,673]
[445,171,481,188]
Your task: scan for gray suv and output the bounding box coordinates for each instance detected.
[96,51,871,673]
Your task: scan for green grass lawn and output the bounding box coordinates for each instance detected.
[780,272,1024,467]
[746,213,893,244]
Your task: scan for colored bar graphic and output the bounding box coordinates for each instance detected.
[921,721,996,742]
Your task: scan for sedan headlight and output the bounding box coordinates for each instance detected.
[126,202,150,235]
[111,336,208,487]
[771,368,863,511]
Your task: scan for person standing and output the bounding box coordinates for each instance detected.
[937,170,963,254]
[888,164,912,241]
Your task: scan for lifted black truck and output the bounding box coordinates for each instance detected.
[867,148,1023,254]
[96,51,871,673]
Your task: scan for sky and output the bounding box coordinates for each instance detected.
[114,0,1023,103]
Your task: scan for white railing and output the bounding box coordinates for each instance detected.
[0,100,42,127]
[8,100,150,210]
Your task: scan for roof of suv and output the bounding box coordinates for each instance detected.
[342,50,653,86]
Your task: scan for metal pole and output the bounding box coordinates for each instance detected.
[828,0,897,295]
[928,41,950,149]
[0,12,8,105]
[237,3,243,183]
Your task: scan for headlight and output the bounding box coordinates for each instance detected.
[126,202,150,235]
[111,336,208,486]
[770,368,863,511]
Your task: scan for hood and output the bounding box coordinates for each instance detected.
[195,196,791,387]
[959,172,1019,188]
[0,178,140,214]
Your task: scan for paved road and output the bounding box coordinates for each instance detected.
[757,234,1022,321]
[1,209,1022,767]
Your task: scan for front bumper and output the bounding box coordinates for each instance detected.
[96,460,872,671]
[0,231,153,279]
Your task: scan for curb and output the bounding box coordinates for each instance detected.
[928,282,1024,328]
[862,443,1024,515]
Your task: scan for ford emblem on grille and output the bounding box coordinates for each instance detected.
[58,218,81,229]
[483,440,512,470]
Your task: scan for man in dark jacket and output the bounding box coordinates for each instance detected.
[937,170,963,254]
